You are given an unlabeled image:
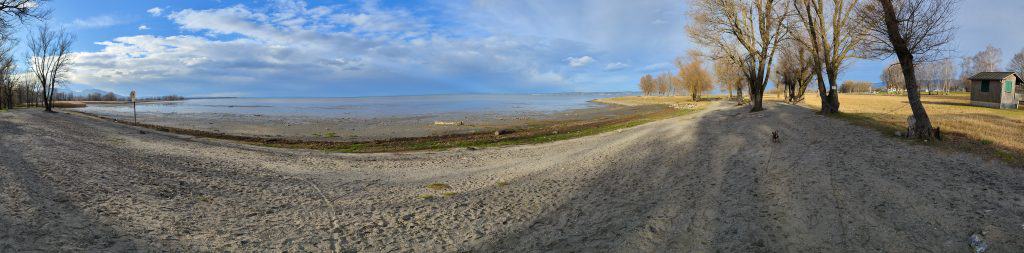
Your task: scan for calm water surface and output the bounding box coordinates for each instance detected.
[75,92,633,118]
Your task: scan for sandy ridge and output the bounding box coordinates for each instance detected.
[1,101,1022,251]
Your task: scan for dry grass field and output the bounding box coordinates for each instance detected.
[803,93,1024,165]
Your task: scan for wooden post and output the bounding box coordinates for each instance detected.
[130,89,137,124]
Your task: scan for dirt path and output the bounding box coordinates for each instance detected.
[1,102,1022,252]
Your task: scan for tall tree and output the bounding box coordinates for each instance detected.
[881,62,905,92]
[959,55,974,91]
[639,74,655,96]
[938,58,955,93]
[0,30,14,110]
[687,0,791,111]
[676,50,713,101]
[27,24,74,112]
[971,45,1002,73]
[1008,48,1024,77]
[856,0,958,140]
[775,39,815,103]
[793,0,863,114]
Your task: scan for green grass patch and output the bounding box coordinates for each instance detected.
[417,194,434,200]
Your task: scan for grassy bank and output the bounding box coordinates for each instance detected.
[803,93,1024,166]
[71,97,709,153]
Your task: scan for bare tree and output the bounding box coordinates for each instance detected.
[27,24,74,112]
[959,55,974,91]
[937,58,955,93]
[971,45,1002,73]
[687,0,791,111]
[1008,48,1024,77]
[793,0,863,113]
[881,62,905,92]
[671,74,686,96]
[0,0,47,29]
[675,50,713,101]
[639,74,655,96]
[856,0,958,140]
[713,57,746,104]
[655,72,672,96]
[0,30,14,110]
[916,61,938,94]
[774,39,815,103]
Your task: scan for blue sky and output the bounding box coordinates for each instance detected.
[37,0,1024,97]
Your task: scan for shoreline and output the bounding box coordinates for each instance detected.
[64,99,711,152]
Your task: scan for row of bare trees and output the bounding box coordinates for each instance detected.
[683,0,958,140]
[839,80,873,93]
[0,0,75,112]
[638,73,678,96]
[637,50,717,100]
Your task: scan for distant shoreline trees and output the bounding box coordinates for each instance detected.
[635,52,714,101]
[839,80,873,93]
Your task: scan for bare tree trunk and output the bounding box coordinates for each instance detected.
[824,70,841,113]
[879,0,934,140]
[736,84,744,105]
[750,78,765,112]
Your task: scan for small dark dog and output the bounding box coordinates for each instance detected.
[771,130,780,143]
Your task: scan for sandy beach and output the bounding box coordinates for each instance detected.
[2,101,1023,251]
[71,100,660,142]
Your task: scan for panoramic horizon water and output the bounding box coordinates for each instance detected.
[73,92,636,119]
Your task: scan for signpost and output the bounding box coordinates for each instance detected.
[130,89,137,124]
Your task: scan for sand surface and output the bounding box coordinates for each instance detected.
[2,102,1023,252]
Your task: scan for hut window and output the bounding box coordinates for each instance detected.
[1007,81,1014,93]
[981,81,990,92]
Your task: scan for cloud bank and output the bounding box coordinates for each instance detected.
[68,0,689,97]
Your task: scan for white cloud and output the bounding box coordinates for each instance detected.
[137,25,149,30]
[147,7,163,16]
[566,56,594,67]
[604,62,629,71]
[69,0,704,96]
[72,16,121,28]
[70,1,584,96]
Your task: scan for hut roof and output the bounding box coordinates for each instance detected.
[969,72,1022,82]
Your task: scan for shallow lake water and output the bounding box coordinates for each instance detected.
[74,92,634,119]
